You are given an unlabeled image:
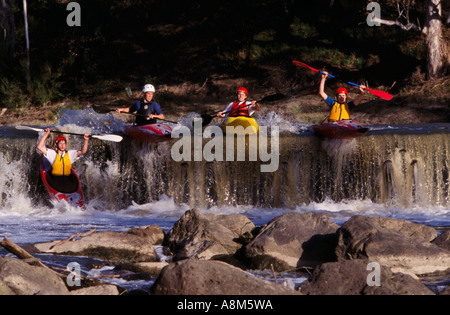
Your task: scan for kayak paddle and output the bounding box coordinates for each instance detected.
[292,60,393,101]
[200,93,285,127]
[15,125,123,142]
[91,104,179,124]
[117,111,179,124]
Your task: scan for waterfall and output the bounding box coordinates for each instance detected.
[1,124,448,211]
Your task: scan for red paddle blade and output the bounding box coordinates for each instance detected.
[292,60,319,72]
[293,60,393,101]
[365,88,393,101]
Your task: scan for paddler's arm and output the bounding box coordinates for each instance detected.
[319,71,328,100]
[352,85,366,106]
[148,113,165,120]
[76,134,90,158]
[115,107,130,113]
[217,103,233,118]
[37,128,51,155]
[148,102,164,121]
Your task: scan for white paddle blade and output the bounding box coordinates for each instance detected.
[15,125,44,132]
[92,134,123,142]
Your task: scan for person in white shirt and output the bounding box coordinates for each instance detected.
[37,128,89,193]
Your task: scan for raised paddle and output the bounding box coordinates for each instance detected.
[15,125,123,142]
[200,93,285,127]
[292,60,393,101]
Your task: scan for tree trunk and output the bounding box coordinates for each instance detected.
[23,0,31,89]
[425,0,446,79]
[0,0,15,61]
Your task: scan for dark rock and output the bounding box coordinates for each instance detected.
[432,230,450,251]
[336,216,450,276]
[150,258,301,295]
[245,212,339,271]
[300,259,434,295]
[167,209,255,261]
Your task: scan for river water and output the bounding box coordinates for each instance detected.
[0,109,449,293]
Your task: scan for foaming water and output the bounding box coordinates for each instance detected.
[0,195,189,244]
[2,194,448,247]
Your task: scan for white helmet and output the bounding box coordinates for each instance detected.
[142,84,155,93]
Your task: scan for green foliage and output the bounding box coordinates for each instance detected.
[32,65,64,106]
[290,18,318,39]
[0,78,30,109]
[1,0,446,110]
[0,62,64,109]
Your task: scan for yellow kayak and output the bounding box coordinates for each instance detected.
[220,116,259,135]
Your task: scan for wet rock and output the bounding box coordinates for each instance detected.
[167,209,255,261]
[244,212,339,271]
[439,286,450,295]
[150,258,300,295]
[34,225,164,264]
[0,279,14,295]
[432,230,450,251]
[335,216,450,276]
[299,259,434,295]
[70,284,119,295]
[117,261,169,277]
[127,225,165,243]
[0,257,69,295]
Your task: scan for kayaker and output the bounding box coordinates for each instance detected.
[115,84,165,126]
[37,129,89,193]
[217,87,260,118]
[319,71,366,122]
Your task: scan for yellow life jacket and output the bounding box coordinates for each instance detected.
[51,151,72,176]
[328,102,350,122]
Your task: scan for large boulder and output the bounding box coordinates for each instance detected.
[0,257,69,295]
[167,209,255,260]
[335,216,450,276]
[34,225,164,264]
[150,258,300,295]
[299,259,434,295]
[244,212,339,270]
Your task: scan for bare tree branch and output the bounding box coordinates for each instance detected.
[368,15,422,32]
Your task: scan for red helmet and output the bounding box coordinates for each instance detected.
[54,135,67,144]
[237,87,248,95]
[336,87,348,95]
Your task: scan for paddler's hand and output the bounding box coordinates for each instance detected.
[251,100,260,111]
[217,112,225,118]
[83,134,90,141]
[359,85,366,94]
[321,71,328,79]
[148,114,154,120]
[43,128,51,137]
[115,108,122,113]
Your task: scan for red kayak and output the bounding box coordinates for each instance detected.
[124,123,172,143]
[40,159,86,208]
[312,120,369,140]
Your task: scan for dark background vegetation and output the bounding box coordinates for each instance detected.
[0,0,449,123]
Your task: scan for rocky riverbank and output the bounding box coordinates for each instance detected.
[1,210,449,295]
